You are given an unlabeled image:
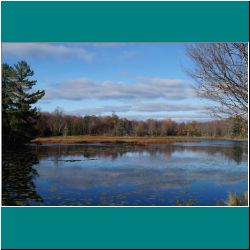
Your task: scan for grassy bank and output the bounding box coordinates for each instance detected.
[31,135,247,145]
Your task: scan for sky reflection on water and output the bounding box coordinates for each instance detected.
[2,140,248,206]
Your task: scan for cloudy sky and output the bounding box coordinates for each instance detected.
[2,43,212,121]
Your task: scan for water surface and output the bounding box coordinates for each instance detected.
[2,139,248,206]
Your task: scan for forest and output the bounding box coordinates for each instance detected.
[36,109,247,138]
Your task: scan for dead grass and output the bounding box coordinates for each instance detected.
[226,191,248,206]
[31,135,203,145]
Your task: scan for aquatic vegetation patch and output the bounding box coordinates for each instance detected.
[226,191,248,206]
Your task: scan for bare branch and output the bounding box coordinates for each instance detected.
[186,43,248,122]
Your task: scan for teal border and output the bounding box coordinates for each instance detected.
[1,1,249,249]
[1,207,249,249]
[1,1,249,42]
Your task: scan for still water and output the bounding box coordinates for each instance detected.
[2,139,248,206]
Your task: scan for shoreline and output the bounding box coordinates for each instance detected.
[31,135,248,145]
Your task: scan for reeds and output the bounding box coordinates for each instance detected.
[226,191,248,206]
[176,199,196,206]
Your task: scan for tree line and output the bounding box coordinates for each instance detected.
[2,42,248,148]
[36,108,247,138]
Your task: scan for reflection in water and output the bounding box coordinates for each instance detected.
[36,142,248,164]
[232,145,244,164]
[2,150,43,205]
[2,140,248,206]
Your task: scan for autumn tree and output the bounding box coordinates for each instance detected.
[36,112,247,139]
[161,118,176,136]
[232,115,244,137]
[147,119,158,136]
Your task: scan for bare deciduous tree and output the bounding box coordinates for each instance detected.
[186,43,248,122]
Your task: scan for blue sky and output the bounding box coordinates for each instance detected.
[2,43,212,121]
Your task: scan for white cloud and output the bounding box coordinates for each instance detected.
[133,103,205,112]
[71,103,206,115]
[45,76,194,101]
[37,165,247,191]
[2,43,95,62]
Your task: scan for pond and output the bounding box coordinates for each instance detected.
[2,139,248,206]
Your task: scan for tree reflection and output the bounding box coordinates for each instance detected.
[232,145,244,164]
[2,149,43,205]
[35,143,247,164]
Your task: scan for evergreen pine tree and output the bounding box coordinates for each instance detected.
[2,61,45,147]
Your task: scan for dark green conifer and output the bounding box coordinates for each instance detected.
[2,61,45,147]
